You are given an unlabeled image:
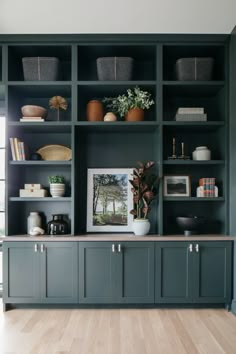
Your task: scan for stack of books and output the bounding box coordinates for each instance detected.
[19,184,48,198]
[9,137,28,160]
[197,178,218,197]
[175,107,207,122]
[20,116,45,122]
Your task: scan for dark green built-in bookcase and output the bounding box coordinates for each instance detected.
[0,30,235,236]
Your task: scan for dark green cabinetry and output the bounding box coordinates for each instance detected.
[3,241,78,306]
[79,241,154,304]
[155,241,232,304]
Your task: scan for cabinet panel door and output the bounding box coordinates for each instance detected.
[118,242,154,303]
[3,242,40,303]
[193,242,232,303]
[79,242,115,303]
[41,242,78,303]
[155,242,192,303]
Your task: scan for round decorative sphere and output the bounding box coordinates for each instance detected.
[104,112,117,122]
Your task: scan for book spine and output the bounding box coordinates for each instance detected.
[9,137,16,160]
[13,138,20,161]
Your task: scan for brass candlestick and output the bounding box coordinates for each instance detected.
[178,142,190,160]
[168,137,177,159]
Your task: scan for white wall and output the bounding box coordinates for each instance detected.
[0,0,235,34]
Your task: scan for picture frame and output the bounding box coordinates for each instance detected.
[87,168,133,232]
[163,175,191,197]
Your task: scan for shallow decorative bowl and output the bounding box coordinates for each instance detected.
[176,216,206,236]
[21,105,47,118]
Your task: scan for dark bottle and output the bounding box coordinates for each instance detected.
[47,214,69,235]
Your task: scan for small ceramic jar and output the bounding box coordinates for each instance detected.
[192,146,211,160]
[27,212,42,234]
[104,112,117,122]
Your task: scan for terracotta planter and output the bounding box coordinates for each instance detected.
[125,108,144,121]
[86,100,104,121]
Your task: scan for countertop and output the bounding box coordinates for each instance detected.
[1,234,236,242]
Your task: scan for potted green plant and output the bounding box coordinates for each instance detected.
[48,175,65,198]
[103,86,154,121]
[129,161,159,236]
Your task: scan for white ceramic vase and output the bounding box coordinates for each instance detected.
[50,183,65,198]
[192,146,211,160]
[132,219,150,236]
[27,212,42,234]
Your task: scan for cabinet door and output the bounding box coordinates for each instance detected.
[155,242,193,303]
[3,242,40,303]
[79,242,116,303]
[192,242,232,303]
[40,242,78,303]
[117,242,154,303]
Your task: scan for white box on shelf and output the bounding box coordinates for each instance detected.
[19,189,47,197]
[24,184,42,190]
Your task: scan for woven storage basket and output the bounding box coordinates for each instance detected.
[176,57,214,81]
[96,57,133,80]
[22,57,60,81]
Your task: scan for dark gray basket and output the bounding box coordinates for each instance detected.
[96,57,133,81]
[22,57,60,81]
[176,57,214,81]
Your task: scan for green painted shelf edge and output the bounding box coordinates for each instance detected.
[9,197,72,202]
[163,160,225,165]
[9,161,72,165]
[163,197,225,202]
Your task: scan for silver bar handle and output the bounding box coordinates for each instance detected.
[34,244,38,253]
[112,244,116,253]
[118,244,121,253]
[195,244,199,253]
[40,244,45,253]
[189,244,193,253]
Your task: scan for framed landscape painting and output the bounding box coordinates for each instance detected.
[87,168,133,232]
[163,175,191,197]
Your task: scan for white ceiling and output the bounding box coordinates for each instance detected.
[0,0,235,34]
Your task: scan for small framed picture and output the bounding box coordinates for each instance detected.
[87,168,133,232]
[163,175,191,197]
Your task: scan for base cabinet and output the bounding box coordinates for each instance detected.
[3,242,78,306]
[79,241,154,304]
[155,242,232,304]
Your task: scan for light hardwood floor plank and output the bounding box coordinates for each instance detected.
[0,307,236,354]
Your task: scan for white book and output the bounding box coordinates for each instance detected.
[20,118,45,122]
[177,107,204,114]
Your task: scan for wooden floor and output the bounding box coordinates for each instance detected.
[0,307,236,354]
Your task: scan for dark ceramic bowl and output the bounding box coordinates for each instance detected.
[176,216,206,236]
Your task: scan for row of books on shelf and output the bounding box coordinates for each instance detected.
[9,137,28,160]
[197,178,218,197]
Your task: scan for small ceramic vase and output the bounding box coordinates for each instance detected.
[104,112,117,122]
[27,212,42,234]
[132,219,150,236]
[192,146,211,160]
[47,214,69,235]
[86,100,104,121]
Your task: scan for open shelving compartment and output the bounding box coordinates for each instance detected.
[8,85,72,122]
[74,124,160,235]
[77,83,157,122]
[8,45,72,82]
[77,44,157,81]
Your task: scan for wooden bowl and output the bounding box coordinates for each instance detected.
[21,105,47,118]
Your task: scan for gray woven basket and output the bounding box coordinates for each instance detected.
[22,57,60,81]
[96,57,133,81]
[176,57,214,81]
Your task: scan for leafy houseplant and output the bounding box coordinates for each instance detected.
[48,175,65,198]
[103,86,154,121]
[129,161,159,236]
[129,161,159,219]
[48,175,65,184]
